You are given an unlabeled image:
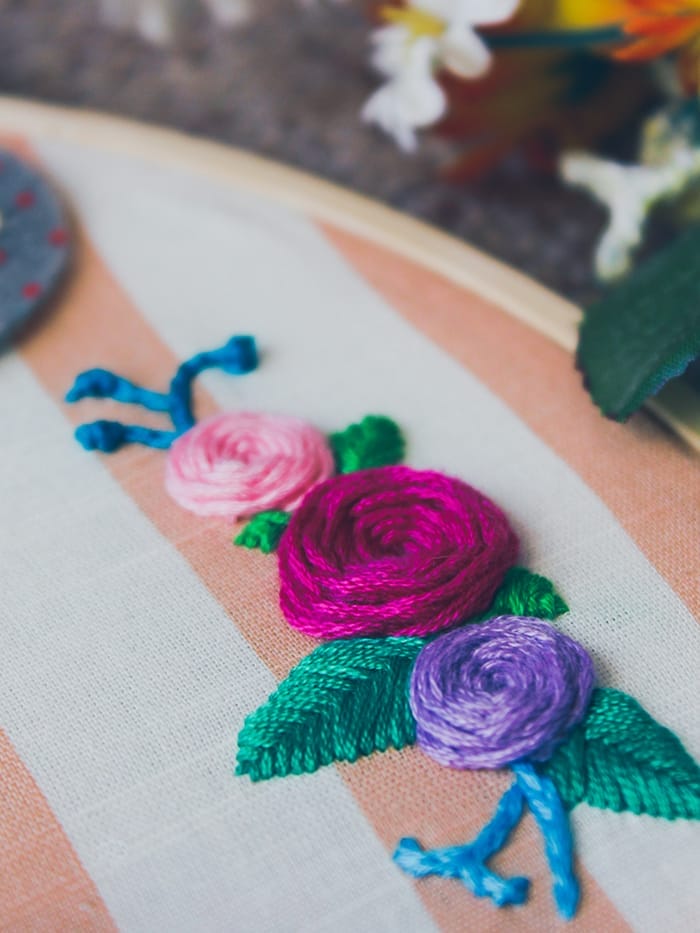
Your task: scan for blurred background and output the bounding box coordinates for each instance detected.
[0,0,650,304]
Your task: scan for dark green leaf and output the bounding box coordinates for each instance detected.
[236,636,423,781]
[578,227,700,420]
[545,689,700,819]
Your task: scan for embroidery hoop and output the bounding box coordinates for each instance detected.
[0,95,697,452]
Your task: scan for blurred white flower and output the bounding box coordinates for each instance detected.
[420,0,520,78]
[362,33,446,151]
[562,123,700,280]
[362,0,520,149]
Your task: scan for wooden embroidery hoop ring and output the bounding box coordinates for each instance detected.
[1,96,697,453]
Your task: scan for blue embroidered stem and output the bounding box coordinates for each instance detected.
[66,336,259,452]
[75,421,178,452]
[65,369,171,411]
[169,336,258,433]
[513,762,579,920]
[393,782,529,908]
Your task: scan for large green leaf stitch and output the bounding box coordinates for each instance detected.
[544,688,700,819]
[236,569,570,780]
[236,636,424,781]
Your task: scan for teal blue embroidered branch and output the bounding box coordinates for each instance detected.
[66,335,258,451]
[394,764,579,919]
[394,782,528,908]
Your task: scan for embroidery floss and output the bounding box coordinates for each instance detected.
[67,335,258,452]
[397,616,595,919]
[277,466,519,639]
[165,411,335,521]
[410,616,595,769]
[234,510,291,554]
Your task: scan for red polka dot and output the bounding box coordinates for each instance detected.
[0,249,7,266]
[49,227,69,247]
[15,190,35,209]
[22,282,42,299]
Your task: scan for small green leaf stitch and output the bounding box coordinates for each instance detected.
[486,567,569,620]
[330,415,405,474]
[236,636,424,781]
[544,688,700,819]
[234,510,290,554]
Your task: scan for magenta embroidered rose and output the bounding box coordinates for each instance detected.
[165,411,335,521]
[277,465,519,639]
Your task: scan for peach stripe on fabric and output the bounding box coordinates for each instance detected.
[15,217,628,931]
[320,224,700,620]
[0,730,115,931]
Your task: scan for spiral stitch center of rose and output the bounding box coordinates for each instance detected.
[166,411,335,521]
[278,465,519,640]
[410,616,596,770]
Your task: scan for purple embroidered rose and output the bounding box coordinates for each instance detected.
[410,616,595,770]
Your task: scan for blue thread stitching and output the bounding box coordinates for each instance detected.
[394,763,579,919]
[66,335,258,452]
[65,369,171,411]
[393,782,529,908]
[513,762,579,920]
[75,421,179,452]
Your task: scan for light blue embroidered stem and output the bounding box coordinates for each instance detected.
[513,762,579,920]
[65,369,171,411]
[393,782,529,908]
[67,336,258,452]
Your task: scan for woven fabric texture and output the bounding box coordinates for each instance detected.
[0,131,698,933]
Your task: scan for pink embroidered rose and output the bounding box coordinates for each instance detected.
[277,465,519,639]
[165,411,335,520]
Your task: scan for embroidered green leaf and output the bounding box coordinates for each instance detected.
[578,227,700,421]
[234,510,290,554]
[236,636,423,781]
[330,415,405,473]
[544,688,700,819]
[485,567,569,620]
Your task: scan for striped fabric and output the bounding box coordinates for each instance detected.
[0,131,698,933]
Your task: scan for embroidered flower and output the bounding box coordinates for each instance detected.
[410,616,595,769]
[277,465,519,639]
[362,0,521,149]
[165,411,335,521]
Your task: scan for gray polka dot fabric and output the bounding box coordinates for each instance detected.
[0,149,71,345]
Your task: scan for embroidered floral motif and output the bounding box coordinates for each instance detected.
[66,336,405,525]
[67,336,700,922]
